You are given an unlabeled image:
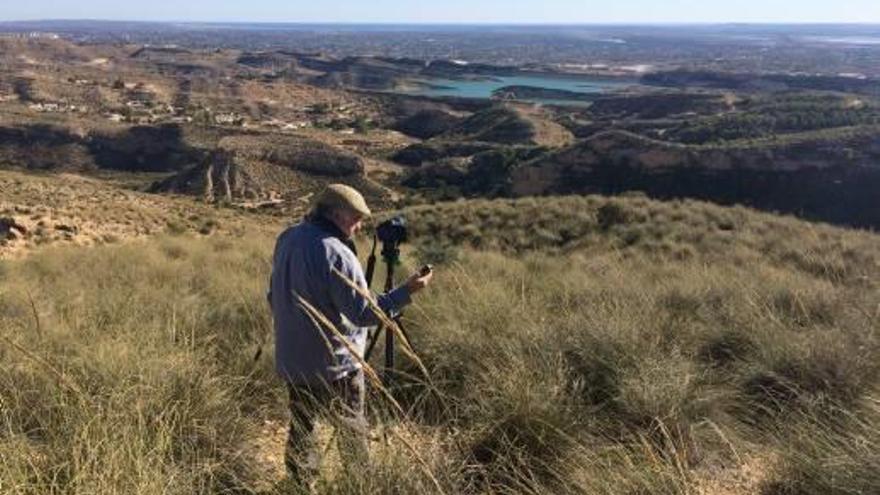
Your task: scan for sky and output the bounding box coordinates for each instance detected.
[1,0,879,24]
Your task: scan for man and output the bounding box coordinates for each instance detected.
[267,183,432,485]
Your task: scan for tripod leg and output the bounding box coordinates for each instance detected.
[383,260,395,383]
[364,235,378,289]
[384,321,394,382]
[394,318,414,349]
[364,326,382,361]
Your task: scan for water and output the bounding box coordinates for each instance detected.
[399,74,633,105]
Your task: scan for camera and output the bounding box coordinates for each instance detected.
[376,215,408,246]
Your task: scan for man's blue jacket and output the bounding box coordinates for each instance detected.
[268,217,411,385]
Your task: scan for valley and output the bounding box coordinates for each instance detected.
[2,25,880,249]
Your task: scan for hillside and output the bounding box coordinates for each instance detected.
[587,91,733,119]
[644,70,880,96]
[0,169,281,259]
[0,120,208,173]
[440,104,574,147]
[510,129,880,227]
[402,127,880,229]
[1,194,878,494]
[392,109,464,139]
[149,133,384,205]
[0,37,377,134]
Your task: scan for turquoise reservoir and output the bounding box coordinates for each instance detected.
[399,74,633,105]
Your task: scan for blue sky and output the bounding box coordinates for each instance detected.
[1,0,879,24]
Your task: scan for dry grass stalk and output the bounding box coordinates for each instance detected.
[295,294,447,495]
[330,266,430,380]
[295,293,403,415]
[0,333,86,399]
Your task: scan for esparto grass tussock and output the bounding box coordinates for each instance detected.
[1,194,879,494]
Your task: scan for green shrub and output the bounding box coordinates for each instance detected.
[597,201,631,230]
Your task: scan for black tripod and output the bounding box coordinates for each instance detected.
[363,234,414,383]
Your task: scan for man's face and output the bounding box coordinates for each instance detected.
[332,208,365,238]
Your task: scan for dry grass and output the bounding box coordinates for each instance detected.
[1,194,878,494]
[0,169,281,258]
[0,232,279,493]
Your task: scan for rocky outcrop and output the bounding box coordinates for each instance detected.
[255,139,364,177]
[0,217,27,240]
[403,146,548,196]
[509,129,880,228]
[152,149,265,202]
[150,134,370,204]
[200,135,364,177]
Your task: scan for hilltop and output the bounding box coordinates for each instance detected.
[439,104,574,147]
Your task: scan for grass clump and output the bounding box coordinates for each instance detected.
[0,233,278,494]
[762,399,880,495]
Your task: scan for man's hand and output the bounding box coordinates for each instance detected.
[406,265,433,295]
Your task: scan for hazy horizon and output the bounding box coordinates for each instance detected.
[1,0,879,25]
[4,20,880,26]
